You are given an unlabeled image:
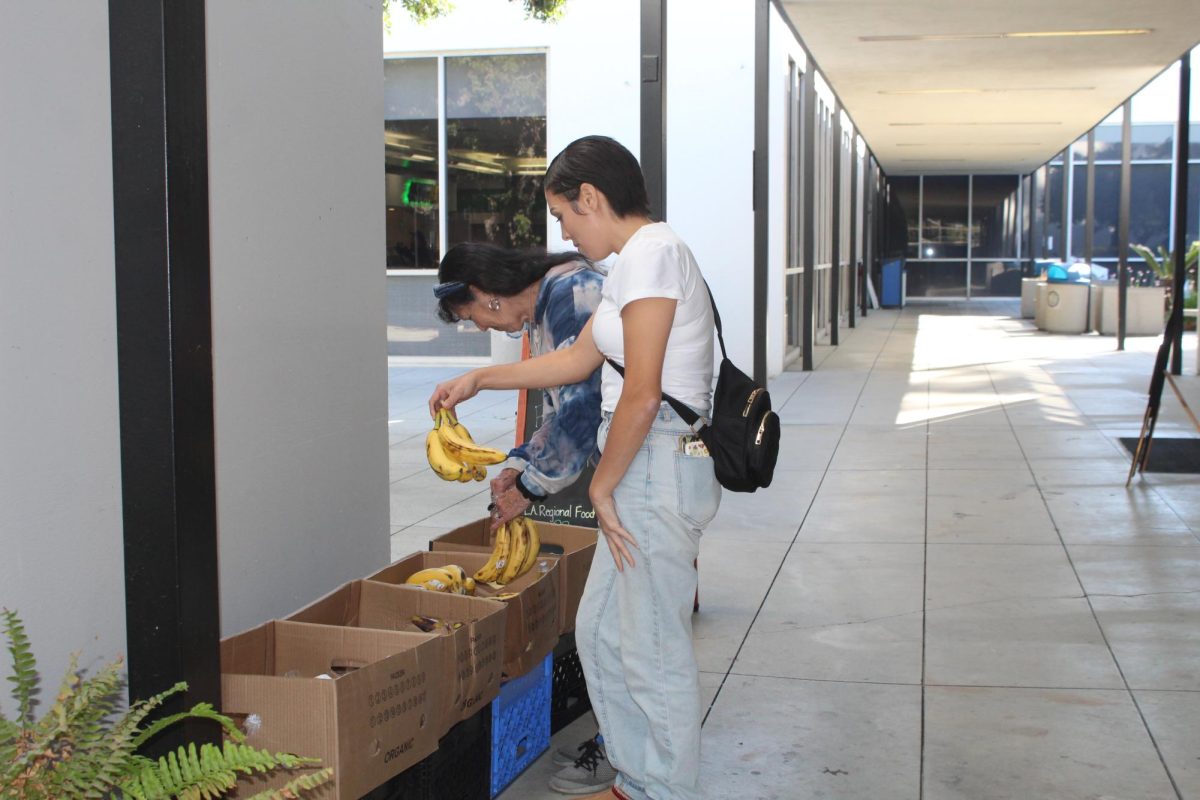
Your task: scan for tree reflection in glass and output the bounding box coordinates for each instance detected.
[446,54,547,250]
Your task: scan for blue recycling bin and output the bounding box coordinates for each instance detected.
[881,258,905,307]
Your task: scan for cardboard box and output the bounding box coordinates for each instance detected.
[368,550,560,679]
[287,579,506,732]
[220,620,447,800]
[429,518,597,635]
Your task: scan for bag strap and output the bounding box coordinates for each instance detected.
[601,277,726,428]
[604,357,700,426]
[703,280,729,362]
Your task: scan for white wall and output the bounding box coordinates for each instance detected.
[207,0,392,635]
[382,0,641,256]
[0,4,126,715]
[666,0,757,371]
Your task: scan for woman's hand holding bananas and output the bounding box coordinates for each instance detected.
[472,516,541,588]
[428,372,481,418]
[425,408,508,482]
[488,468,533,531]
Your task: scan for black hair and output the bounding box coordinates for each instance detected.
[543,135,652,219]
[435,243,585,323]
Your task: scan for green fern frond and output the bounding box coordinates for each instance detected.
[2,608,39,725]
[120,740,322,800]
[245,766,334,799]
[133,701,244,749]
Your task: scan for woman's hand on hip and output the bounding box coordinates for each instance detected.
[590,491,638,571]
[429,371,480,417]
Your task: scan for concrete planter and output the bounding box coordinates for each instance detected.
[1095,283,1166,336]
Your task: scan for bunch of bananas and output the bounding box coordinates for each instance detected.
[426,408,509,482]
[404,564,476,595]
[474,516,541,587]
[410,614,465,634]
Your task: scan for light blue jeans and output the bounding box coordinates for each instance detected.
[577,405,721,800]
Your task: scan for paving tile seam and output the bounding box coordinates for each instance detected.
[702,310,907,730]
[1086,589,1200,599]
[985,359,1188,800]
[750,608,926,635]
[722,670,922,688]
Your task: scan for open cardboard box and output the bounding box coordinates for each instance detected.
[220,619,447,800]
[287,579,506,733]
[367,550,559,679]
[429,518,597,635]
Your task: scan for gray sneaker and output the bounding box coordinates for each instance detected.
[548,738,617,795]
[553,735,598,767]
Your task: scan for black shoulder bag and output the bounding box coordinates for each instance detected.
[605,284,780,492]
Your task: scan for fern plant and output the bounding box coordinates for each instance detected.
[1129,241,1199,284]
[0,609,331,799]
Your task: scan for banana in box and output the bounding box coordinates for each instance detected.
[430,518,597,636]
[286,579,507,734]
[219,619,448,800]
[369,550,560,680]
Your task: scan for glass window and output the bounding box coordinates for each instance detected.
[1082,164,1121,259]
[906,261,967,298]
[970,260,1022,297]
[920,176,969,258]
[385,58,440,268]
[1130,163,1172,251]
[1131,123,1174,160]
[971,175,1019,259]
[445,54,547,250]
[889,176,920,258]
[1045,164,1064,256]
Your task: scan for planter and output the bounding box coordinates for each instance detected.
[1096,283,1166,336]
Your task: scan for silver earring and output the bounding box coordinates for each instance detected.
[488,298,501,312]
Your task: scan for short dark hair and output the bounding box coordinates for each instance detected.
[544,135,652,219]
[435,242,586,323]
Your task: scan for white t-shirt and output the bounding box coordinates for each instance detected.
[590,222,714,415]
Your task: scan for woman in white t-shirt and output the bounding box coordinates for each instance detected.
[430,136,720,800]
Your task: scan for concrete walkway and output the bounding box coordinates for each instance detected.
[388,300,1199,800]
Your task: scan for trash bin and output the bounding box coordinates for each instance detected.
[882,258,905,307]
[1020,278,1041,319]
[1036,281,1090,334]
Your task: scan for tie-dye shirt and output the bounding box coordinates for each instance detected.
[505,261,604,498]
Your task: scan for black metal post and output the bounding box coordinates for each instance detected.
[752,0,769,382]
[108,0,220,750]
[1085,130,1095,264]
[862,155,872,318]
[1060,148,1070,261]
[641,0,666,221]
[1118,99,1132,350]
[801,66,816,369]
[848,132,858,329]
[830,101,842,346]
[1170,51,1191,375]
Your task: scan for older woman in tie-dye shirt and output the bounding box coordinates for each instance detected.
[434,242,604,527]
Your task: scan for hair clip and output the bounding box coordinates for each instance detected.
[432,280,467,299]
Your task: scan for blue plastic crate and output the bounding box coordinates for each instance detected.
[490,653,552,798]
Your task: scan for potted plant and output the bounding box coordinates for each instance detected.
[1,609,331,799]
[1110,241,1200,335]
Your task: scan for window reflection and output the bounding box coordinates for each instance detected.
[385,58,440,268]
[921,176,969,258]
[889,176,920,259]
[445,55,547,250]
[970,261,1022,297]
[971,176,1020,259]
[907,261,967,298]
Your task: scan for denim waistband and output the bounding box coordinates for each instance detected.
[601,402,707,430]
